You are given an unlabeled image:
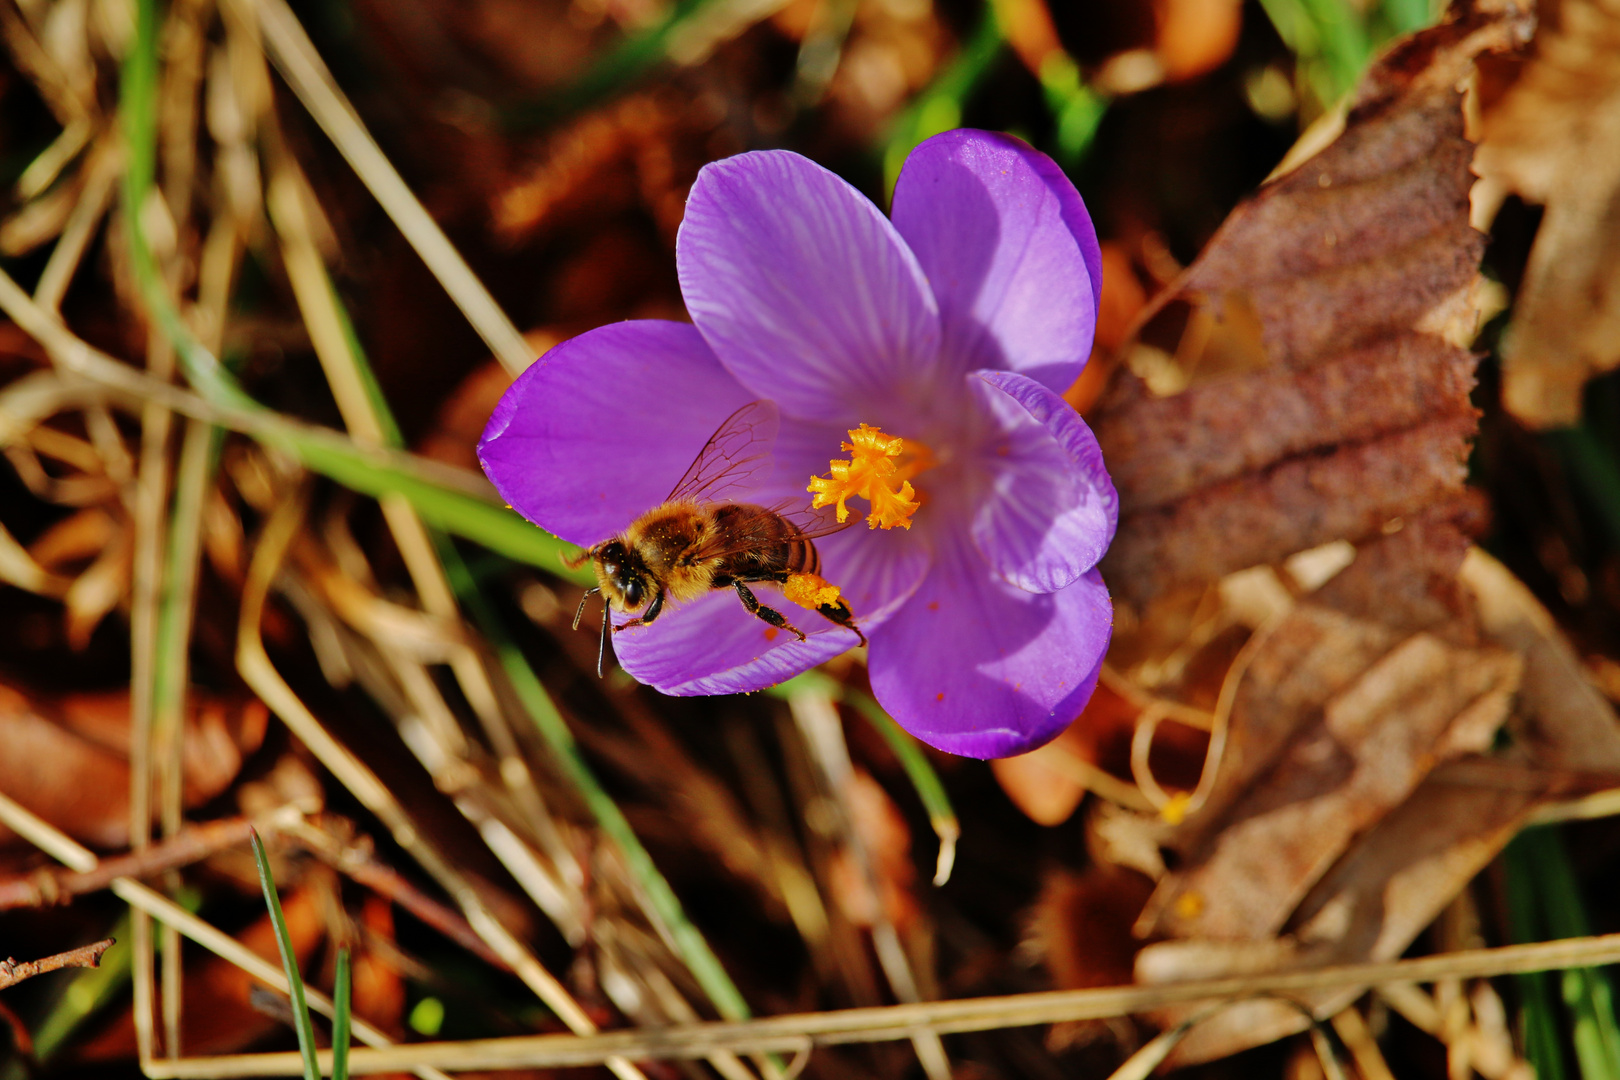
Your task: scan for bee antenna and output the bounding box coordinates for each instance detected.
[574,587,599,631]
[596,596,611,678]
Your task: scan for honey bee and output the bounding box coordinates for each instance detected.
[567,400,866,674]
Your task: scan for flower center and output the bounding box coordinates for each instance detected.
[806,424,933,530]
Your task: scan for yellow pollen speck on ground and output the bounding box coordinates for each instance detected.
[807,423,930,529]
[783,573,843,609]
[1159,792,1193,825]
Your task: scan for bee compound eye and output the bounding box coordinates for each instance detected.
[620,578,644,608]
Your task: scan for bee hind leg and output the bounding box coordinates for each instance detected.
[733,582,807,642]
[814,597,867,648]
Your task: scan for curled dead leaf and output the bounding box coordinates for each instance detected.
[1069,3,1620,1069]
[1475,0,1620,426]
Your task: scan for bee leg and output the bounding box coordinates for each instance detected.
[814,597,867,648]
[614,589,665,633]
[596,599,611,678]
[733,582,807,642]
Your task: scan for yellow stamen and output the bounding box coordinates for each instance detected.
[807,424,929,530]
[783,572,843,610]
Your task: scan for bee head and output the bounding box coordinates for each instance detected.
[593,540,649,611]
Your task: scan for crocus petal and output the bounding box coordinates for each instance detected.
[613,585,858,696]
[869,533,1113,759]
[678,150,942,424]
[967,370,1118,593]
[809,523,931,628]
[891,130,1101,392]
[478,321,761,547]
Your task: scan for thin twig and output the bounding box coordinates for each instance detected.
[0,265,495,500]
[234,494,648,1080]
[0,263,585,577]
[283,819,511,972]
[258,119,578,935]
[239,0,533,374]
[0,810,495,974]
[0,815,262,910]
[0,940,114,991]
[0,791,450,1080]
[126,932,1620,1076]
[788,685,950,1080]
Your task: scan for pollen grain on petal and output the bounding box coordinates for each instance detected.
[806,423,929,530]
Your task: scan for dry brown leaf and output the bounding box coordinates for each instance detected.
[1131,536,1620,1066]
[1066,242,1149,413]
[1062,3,1620,1068]
[1152,0,1243,82]
[989,746,1089,827]
[1474,0,1620,426]
[1144,617,1521,942]
[0,682,268,848]
[1027,866,1154,1051]
[1096,0,1533,605]
[493,90,723,246]
[991,680,1144,824]
[353,893,406,1038]
[828,769,918,933]
[1459,546,1620,773]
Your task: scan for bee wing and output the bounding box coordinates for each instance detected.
[683,500,853,565]
[778,500,855,541]
[665,400,781,505]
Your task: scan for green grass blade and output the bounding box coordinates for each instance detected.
[1506,833,1573,1080]
[30,912,133,1061]
[845,686,960,886]
[1257,0,1371,102]
[249,830,321,1080]
[1524,828,1620,1080]
[332,948,352,1080]
[1379,0,1437,35]
[1257,0,1323,58]
[1298,0,1371,95]
[330,279,405,449]
[1551,427,1620,553]
[277,430,592,582]
[461,574,753,1022]
[517,0,710,121]
[117,0,591,586]
[1039,55,1109,167]
[882,9,1005,196]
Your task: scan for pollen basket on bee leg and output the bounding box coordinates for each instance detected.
[783,572,844,610]
[806,423,931,530]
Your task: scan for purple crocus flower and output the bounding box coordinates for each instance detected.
[479,129,1116,758]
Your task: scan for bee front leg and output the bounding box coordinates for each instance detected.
[733,582,807,642]
[614,589,665,632]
